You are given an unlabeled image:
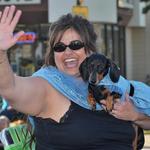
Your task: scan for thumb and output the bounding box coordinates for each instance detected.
[125,93,130,102]
[100,99,106,105]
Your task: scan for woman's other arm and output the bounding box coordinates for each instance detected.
[111,94,150,130]
[101,94,150,130]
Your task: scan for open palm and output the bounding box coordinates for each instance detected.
[0,5,24,51]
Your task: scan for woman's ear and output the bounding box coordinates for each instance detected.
[109,61,120,83]
[79,57,90,81]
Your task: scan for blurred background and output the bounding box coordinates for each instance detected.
[0,0,150,149]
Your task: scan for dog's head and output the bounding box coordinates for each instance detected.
[79,53,120,84]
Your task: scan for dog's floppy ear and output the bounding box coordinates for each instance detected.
[79,57,90,81]
[108,60,120,83]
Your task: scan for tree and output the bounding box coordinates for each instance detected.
[141,0,150,13]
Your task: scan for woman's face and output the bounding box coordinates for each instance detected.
[54,28,87,77]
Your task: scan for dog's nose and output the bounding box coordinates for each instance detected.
[89,80,96,85]
[89,70,97,85]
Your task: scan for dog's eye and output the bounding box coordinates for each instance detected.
[97,65,105,74]
[89,65,94,72]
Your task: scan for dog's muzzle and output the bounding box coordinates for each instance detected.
[89,70,97,85]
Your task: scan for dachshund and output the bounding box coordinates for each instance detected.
[79,53,122,112]
[79,53,148,150]
[80,52,150,114]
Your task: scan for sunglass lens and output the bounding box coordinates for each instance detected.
[69,40,84,50]
[53,43,66,52]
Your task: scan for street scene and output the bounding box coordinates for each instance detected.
[0,0,150,149]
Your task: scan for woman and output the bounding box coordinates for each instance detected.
[0,5,149,150]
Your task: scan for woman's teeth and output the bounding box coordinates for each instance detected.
[64,58,78,68]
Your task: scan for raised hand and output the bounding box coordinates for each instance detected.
[0,5,24,51]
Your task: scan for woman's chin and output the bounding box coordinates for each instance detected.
[67,71,80,78]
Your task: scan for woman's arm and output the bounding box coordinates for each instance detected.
[111,94,150,129]
[0,6,47,116]
[0,6,24,95]
[0,6,23,100]
[101,94,150,129]
[133,113,150,130]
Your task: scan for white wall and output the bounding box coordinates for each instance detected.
[128,0,146,27]
[131,28,146,81]
[126,28,133,80]
[145,12,150,76]
[48,0,117,23]
[126,27,146,81]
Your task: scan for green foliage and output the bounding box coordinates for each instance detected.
[140,0,150,13]
[140,0,150,2]
[142,4,150,13]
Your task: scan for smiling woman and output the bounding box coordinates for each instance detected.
[53,28,87,77]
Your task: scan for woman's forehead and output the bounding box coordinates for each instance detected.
[55,28,82,42]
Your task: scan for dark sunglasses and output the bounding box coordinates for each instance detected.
[53,40,84,52]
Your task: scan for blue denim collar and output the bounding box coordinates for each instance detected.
[32,66,102,110]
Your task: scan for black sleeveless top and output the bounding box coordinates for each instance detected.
[32,101,135,150]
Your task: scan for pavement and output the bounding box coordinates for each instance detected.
[143,134,150,150]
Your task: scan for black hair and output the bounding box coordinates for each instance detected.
[45,13,97,66]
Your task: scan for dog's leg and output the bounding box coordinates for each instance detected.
[105,95,114,112]
[132,124,138,150]
[88,92,96,111]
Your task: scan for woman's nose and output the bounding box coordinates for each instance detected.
[64,47,73,53]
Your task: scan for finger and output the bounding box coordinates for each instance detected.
[111,109,117,114]
[0,11,2,19]
[101,104,107,111]
[11,31,24,45]
[5,5,16,25]
[111,113,118,119]
[100,100,106,105]
[10,10,22,31]
[113,101,121,109]
[125,93,130,102]
[114,98,120,103]
[0,6,9,23]
[109,111,115,116]
[113,104,118,110]
[109,109,117,117]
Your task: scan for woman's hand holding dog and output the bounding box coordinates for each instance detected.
[101,94,150,129]
[101,93,140,121]
[111,94,140,121]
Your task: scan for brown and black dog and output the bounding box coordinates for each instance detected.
[79,53,144,150]
[79,53,121,111]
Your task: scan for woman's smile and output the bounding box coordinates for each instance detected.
[64,58,78,68]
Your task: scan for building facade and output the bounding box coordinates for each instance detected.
[0,0,149,83]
